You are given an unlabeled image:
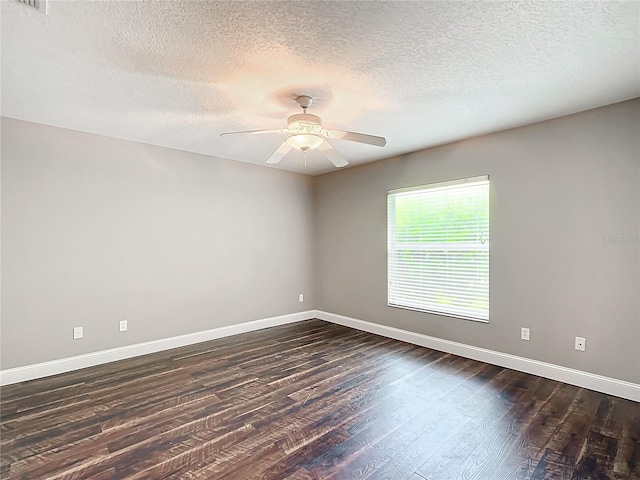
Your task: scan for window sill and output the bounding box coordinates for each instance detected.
[388,303,489,323]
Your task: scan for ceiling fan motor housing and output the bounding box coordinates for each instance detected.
[287,113,322,133]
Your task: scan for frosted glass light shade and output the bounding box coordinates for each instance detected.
[285,134,324,151]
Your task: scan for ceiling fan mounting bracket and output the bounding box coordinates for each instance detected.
[295,95,313,110]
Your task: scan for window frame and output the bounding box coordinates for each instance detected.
[387,175,490,323]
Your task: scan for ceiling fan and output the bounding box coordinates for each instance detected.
[220,95,386,168]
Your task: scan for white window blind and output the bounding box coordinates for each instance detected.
[387,176,490,321]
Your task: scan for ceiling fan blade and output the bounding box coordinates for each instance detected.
[318,142,349,168]
[266,141,293,164]
[322,128,386,147]
[220,128,288,137]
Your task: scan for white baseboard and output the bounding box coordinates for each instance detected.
[4,309,638,402]
[314,310,640,402]
[0,311,316,386]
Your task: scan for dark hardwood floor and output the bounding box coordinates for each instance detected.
[1,319,639,479]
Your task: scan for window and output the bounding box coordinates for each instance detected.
[387,176,489,321]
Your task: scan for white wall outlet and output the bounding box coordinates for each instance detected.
[73,326,83,339]
[575,336,586,351]
[299,294,304,302]
[521,327,530,341]
[119,320,128,332]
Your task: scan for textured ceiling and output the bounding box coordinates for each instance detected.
[1,1,639,175]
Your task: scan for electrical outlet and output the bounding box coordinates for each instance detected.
[119,320,128,332]
[73,326,83,339]
[521,327,530,341]
[575,337,586,351]
[299,294,304,302]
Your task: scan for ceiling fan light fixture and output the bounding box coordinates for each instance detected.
[285,134,324,151]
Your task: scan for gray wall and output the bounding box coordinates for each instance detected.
[1,118,314,369]
[3,100,639,384]
[315,99,640,383]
